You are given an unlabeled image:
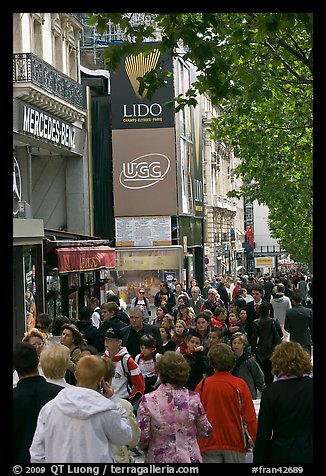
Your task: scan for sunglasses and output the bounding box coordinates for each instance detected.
[139,291,144,294]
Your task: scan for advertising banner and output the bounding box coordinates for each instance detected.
[112,128,177,217]
[110,43,175,130]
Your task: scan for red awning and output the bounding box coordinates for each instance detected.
[56,246,116,273]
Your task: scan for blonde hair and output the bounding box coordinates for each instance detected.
[40,344,70,379]
[74,355,106,386]
[22,327,46,343]
[271,341,312,377]
[175,319,187,330]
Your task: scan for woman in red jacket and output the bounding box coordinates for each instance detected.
[195,343,257,463]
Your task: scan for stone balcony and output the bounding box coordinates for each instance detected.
[208,195,237,212]
[13,53,86,123]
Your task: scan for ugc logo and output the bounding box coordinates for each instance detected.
[119,153,170,190]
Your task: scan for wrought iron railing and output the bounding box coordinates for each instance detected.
[13,53,84,109]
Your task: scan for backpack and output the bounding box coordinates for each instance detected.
[134,297,151,317]
[120,353,133,394]
[135,353,158,393]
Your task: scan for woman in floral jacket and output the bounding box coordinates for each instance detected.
[138,351,212,463]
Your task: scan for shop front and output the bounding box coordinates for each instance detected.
[44,235,116,321]
[113,245,184,309]
[13,95,87,341]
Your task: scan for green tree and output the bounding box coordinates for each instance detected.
[88,13,313,267]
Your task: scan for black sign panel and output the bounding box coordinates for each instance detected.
[13,97,86,156]
[110,42,175,130]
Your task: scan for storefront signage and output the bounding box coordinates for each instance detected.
[115,248,180,271]
[56,246,116,273]
[254,257,274,268]
[22,105,76,148]
[13,98,86,156]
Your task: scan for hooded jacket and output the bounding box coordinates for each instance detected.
[270,293,292,326]
[30,386,132,463]
[231,352,266,399]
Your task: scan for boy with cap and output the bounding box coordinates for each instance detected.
[103,327,145,408]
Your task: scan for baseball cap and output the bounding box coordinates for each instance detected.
[105,327,123,340]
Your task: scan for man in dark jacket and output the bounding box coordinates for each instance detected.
[99,301,128,351]
[154,281,175,311]
[246,284,274,347]
[121,307,164,359]
[13,342,63,463]
[284,290,313,355]
[75,306,103,353]
[216,279,231,310]
[106,294,130,325]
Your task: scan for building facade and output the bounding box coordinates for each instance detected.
[201,96,245,279]
[13,13,98,343]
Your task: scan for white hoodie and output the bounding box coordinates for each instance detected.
[30,386,132,463]
[271,293,292,326]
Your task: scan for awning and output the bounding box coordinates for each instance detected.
[56,246,116,273]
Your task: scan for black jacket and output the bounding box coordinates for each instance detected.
[284,304,313,347]
[184,351,206,391]
[251,317,282,362]
[75,321,103,353]
[13,376,63,462]
[218,285,231,309]
[253,376,313,463]
[246,300,274,345]
[231,351,266,399]
[121,323,164,358]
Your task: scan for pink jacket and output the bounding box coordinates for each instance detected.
[138,383,212,463]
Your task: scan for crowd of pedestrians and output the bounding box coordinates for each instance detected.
[13,271,313,465]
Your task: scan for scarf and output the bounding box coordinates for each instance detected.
[232,351,250,374]
[276,373,311,381]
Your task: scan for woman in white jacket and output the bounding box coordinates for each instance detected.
[30,355,132,463]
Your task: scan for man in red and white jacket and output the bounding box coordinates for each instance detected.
[103,327,145,407]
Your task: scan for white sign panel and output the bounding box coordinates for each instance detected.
[115,217,171,247]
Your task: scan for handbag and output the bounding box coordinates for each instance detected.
[201,378,255,449]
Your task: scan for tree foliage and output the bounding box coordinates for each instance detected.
[88,12,313,267]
